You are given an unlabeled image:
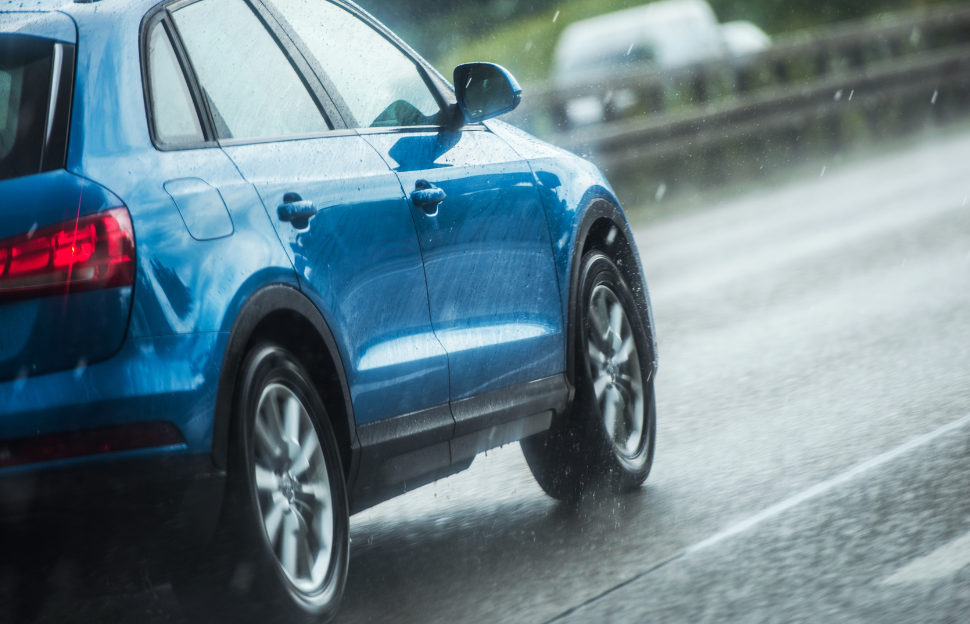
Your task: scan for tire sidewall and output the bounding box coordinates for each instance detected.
[576,251,656,486]
[231,345,349,620]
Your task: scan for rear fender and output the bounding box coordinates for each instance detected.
[211,284,359,483]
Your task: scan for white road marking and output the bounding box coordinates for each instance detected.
[687,412,970,554]
[549,413,970,623]
[881,528,970,585]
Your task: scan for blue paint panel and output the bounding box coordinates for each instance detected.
[485,119,624,318]
[0,332,228,456]
[222,136,450,424]
[55,3,295,340]
[0,11,77,43]
[164,177,234,241]
[363,129,565,400]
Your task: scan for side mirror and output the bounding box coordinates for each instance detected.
[454,63,522,123]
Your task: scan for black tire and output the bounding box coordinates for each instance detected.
[174,345,349,624]
[522,251,656,499]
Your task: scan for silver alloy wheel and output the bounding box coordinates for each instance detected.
[586,284,645,460]
[253,383,334,594]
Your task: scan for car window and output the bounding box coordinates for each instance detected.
[0,35,53,180]
[171,0,328,140]
[147,22,204,146]
[269,0,445,128]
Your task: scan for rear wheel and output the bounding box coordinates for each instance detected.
[522,251,656,499]
[174,345,348,623]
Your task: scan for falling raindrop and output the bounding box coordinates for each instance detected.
[626,43,634,56]
[834,90,842,101]
[524,41,533,52]
[553,10,560,22]
[655,182,667,201]
[26,223,37,239]
[820,166,827,177]
[931,90,938,105]
[848,90,854,101]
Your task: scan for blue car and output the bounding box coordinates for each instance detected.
[0,0,658,620]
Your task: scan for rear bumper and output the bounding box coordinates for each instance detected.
[0,332,229,463]
[0,332,230,578]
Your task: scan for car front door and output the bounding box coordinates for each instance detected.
[167,0,450,426]
[268,0,566,402]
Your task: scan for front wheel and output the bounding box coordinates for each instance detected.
[174,345,349,623]
[523,251,656,499]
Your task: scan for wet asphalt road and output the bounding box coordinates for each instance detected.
[22,129,970,624]
[334,130,970,624]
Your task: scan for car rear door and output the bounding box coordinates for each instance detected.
[266,0,567,403]
[166,0,450,427]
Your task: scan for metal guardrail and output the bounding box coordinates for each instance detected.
[508,4,970,178]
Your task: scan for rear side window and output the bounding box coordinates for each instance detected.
[170,0,329,140]
[147,22,204,146]
[0,35,55,181]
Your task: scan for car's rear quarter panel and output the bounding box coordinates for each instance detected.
[0,0,297,459]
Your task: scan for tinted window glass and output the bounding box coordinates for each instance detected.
[148,22,203,146]
[270,0,444,128]
[0,35,53,181]
[172,0,328,140]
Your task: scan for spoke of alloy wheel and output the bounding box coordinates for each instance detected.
[284,395,302,462]
[587,341,607,365]
[281,511,300,578]
[613,385,629,442]
[260,390,287,452]
[290,430,320,479]
[593,373,611,399]
[614,378,642,454]
[299,482,331,504]
[255,464,279,491]
[603,386,619,440]
[296,512,316,578]
[254,413,286,463]
[613,335,635,365]
[264,492,287,548]
[590,293,611,344]
[609,300,625,352]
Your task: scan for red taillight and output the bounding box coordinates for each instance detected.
[0,208,135,302]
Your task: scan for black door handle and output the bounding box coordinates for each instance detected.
[278,192,317,229]
[411,180,446,215]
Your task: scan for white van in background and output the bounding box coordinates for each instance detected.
[553,0,770,126]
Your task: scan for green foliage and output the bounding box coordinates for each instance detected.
[358,0,957,82]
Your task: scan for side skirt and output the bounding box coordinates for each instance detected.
[349,374,571,514]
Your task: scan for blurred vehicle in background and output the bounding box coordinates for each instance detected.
[720,19,772,57]
[553,0,769,126]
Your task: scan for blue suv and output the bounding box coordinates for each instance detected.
[0,1,657,621]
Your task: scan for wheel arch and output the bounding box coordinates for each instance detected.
[567,197,658,387]
[211,284,358,483]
